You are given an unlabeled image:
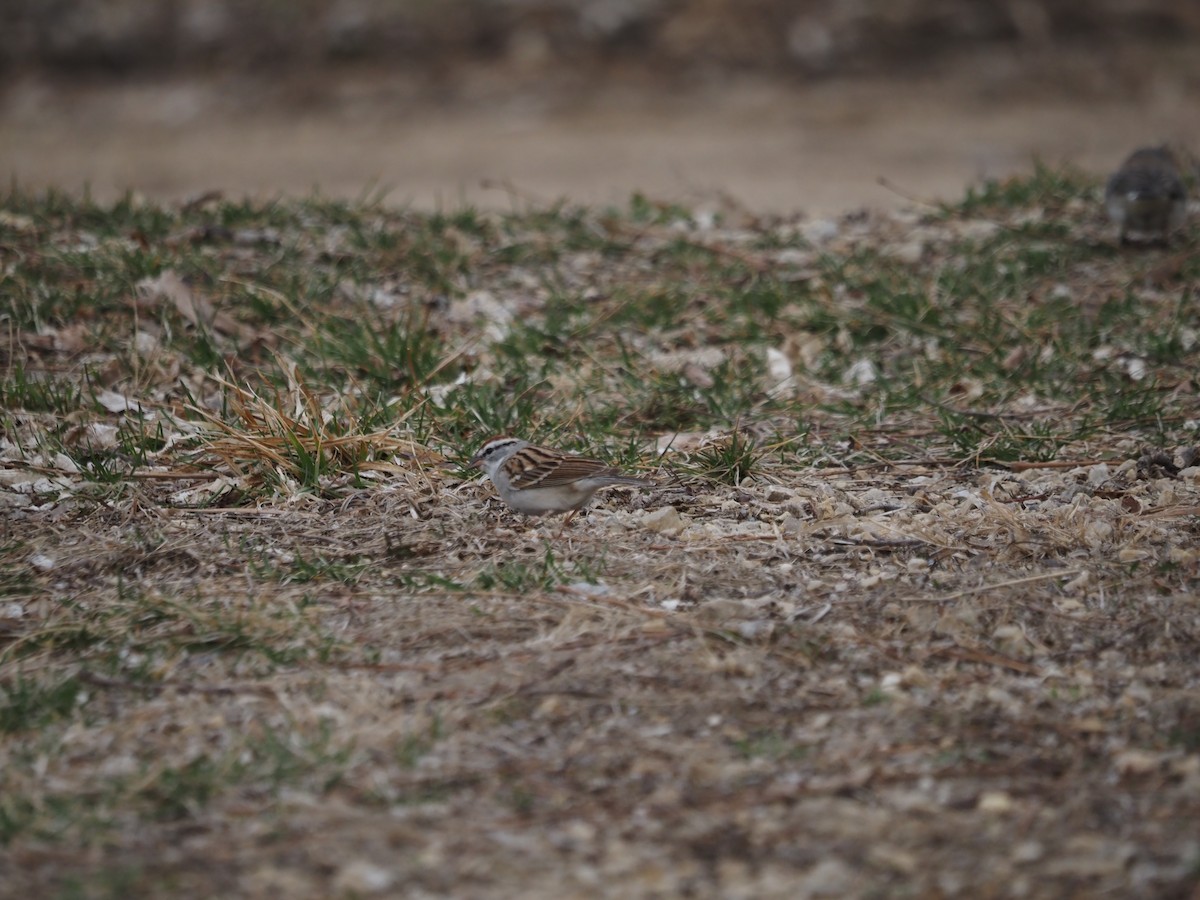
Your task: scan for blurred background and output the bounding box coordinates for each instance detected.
[2,0,1198,214]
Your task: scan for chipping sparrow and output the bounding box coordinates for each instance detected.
[470,436,653,519]
[1105,146,1188,244]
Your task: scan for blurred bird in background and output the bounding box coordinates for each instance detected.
[1105,146,1188,245]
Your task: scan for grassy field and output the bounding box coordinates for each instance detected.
[2,170,1199,898]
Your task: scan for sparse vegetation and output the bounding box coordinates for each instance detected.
[2,174,1199,897]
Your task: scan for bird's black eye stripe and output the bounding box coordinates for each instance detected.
[479,442,510,460]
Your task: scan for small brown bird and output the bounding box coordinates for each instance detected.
[1105,146,1188,245]
[470,436,653,522]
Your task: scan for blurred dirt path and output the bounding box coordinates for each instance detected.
[2,72,1197,215]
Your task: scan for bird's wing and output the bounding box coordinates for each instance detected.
[507,454,614,489]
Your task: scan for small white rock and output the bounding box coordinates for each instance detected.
[134,330,159,354]
[766,347,793,382]
[567,581,610,597]
[977,790,1014,813]
[845,357,878,386]
[1083,521,1112,548]
[53,453,80,474]
[332,860,394,894]
[735,620,775,640]
[642,506,685,534]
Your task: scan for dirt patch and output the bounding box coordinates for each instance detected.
[4,33,1200,216]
